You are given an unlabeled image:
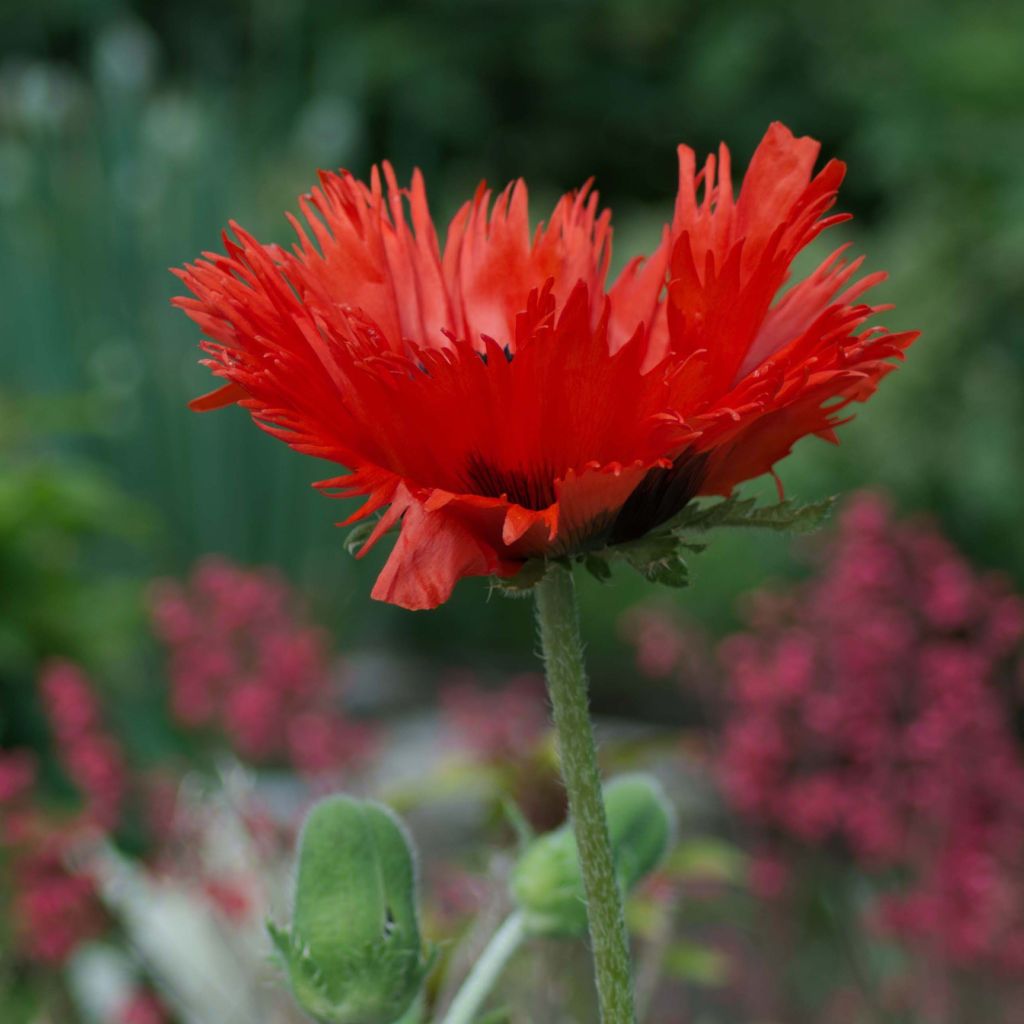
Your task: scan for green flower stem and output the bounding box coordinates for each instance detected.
[534,565,636,1024]
[440,912,526,1024]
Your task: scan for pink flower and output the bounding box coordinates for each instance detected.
[718,491,1024,972]
[149,556,374,776]
[118,992,168,1024]
[0,750,36,804]
[10,842,106,965]
[37,661,128,830]
[39,660,100,741]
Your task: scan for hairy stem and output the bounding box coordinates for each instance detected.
[534,565,636,1024]
[440,912,526,1024]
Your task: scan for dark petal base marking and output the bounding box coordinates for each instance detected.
[464,453,558,511]
[607,450,709,545]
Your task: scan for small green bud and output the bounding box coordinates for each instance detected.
[510,773,675,937]
[269,796,432,1024]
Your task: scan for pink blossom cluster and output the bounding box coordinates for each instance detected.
[117,992,168,1024]
[0,748,36,806]
[0,663,134,966]
[0,661,133,965]
[440,672,548,762]
[11,836,105,964]
[619,603,715,706]
[0,749,106,965]
[718,492,1024,971]
[2,556,373,997]
[39,659,128,829]
[149,556,373,775]
[619,605,691,679]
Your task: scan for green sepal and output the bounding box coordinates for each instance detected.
[491,558,551,596]
[583,554,613,583]
[268,796,433,1024]
[344,519,378,557]
[511,774,676,938]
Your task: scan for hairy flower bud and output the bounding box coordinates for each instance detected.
[511,773,675,937]
[268,796,432,1024]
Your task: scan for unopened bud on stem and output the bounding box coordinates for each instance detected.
[511,773,675,938]
[269,795,432,1024]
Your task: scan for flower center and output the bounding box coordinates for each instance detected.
[464,454,558,511]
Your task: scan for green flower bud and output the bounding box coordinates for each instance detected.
[511,773,675,937]
[268,796,432,1024]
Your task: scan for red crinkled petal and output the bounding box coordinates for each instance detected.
[368,485,519,611]
[444,178,612,350]
[282,164,454,354]
[174,122,919,610]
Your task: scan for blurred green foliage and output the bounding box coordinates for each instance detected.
[1,0,1022,689]
[0,395,149,756]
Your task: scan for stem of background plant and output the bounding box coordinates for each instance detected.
[439,911,526,1024]
[534,564,637,1024]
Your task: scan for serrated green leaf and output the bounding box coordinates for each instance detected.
[617,530,680,564]
[673,495,835,535]
[620,530,690,586]
[629,552,690,588]
[715,496,836,533]
[671,494,757,532]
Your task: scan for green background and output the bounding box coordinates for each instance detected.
[2,0,1022,703]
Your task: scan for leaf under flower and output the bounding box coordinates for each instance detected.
[572,494,836,590]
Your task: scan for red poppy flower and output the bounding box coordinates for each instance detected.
[174,122,918,611]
